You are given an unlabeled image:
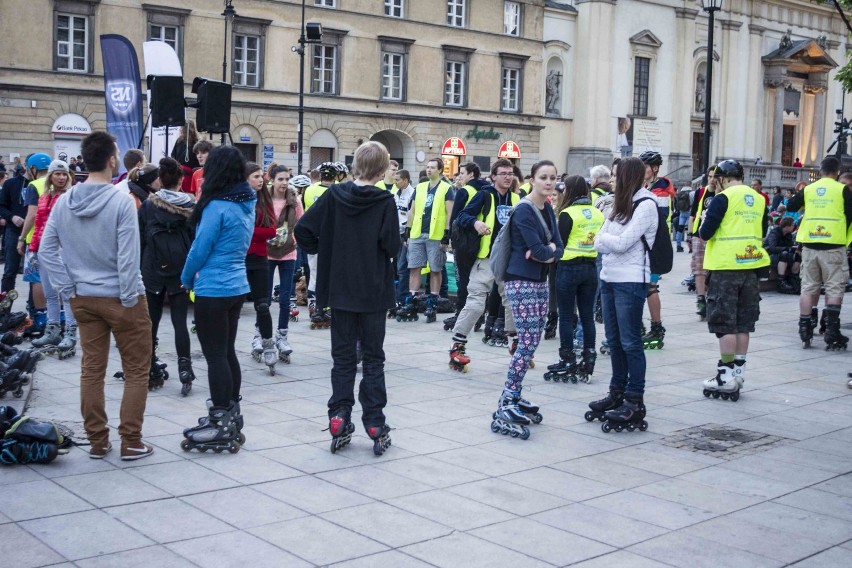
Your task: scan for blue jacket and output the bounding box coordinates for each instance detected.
[506,200,563,281]
[181,182,256,297]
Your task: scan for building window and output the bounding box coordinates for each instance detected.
[144,6,189,63]
[312,45,339,95]
[502,68,520,112]
[149,24,178,52]
[385,0,403,18]
[447,0,466,28]
[315,0,335,6]
[381,53,405,101]
[633,56,650,116]
[233,35,260,87]
[445,61,466,107]
[504,2,521,36]
[56,13,88,72]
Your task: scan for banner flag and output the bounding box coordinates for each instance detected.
[100,34,143,173]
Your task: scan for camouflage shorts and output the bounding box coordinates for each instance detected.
[705,270,761,335]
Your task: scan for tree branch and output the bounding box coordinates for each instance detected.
[833,0,852,35]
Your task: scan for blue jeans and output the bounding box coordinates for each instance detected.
[395,240,409,303]
[268,259,296,330]
[556,262,597,353]
[600,280,647,396]
[676,212,690,247]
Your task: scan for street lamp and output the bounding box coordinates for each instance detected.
[701,0,722,180]
[292,1,322,174]
[222,0,237,145]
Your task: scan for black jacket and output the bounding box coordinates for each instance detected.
[763,225,795,255]
[0,174,30,225]
[294,181,400,312]
[139,192,195,294]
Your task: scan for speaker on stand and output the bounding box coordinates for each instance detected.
[147,75,186,158]
[192,77,233,145]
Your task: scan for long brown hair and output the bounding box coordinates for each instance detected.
[610,157,646,223]
[555,175,589,214]
[246,162,276,227]
[177,120,199,147]
[269,165,298,210]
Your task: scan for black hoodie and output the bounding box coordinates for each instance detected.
[294,181,400,312]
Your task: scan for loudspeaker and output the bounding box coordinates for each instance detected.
[193,78,232,134]
[147,75,186,128]
[305,22,323,42]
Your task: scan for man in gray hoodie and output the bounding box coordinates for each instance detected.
[39,131,154,461]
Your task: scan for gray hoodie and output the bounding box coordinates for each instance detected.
[39,183,145,307]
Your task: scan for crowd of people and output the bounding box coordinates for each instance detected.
[1,126,849,457]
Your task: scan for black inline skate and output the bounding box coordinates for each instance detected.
[424,294,438,323]
[367,424,392,456]
[481,315,496,344]
[599,340,610,355]
[473,313,485,332]
[543,311,558,340]
[328,410,355,454]
[387,301,401,319]
[577,348,597,383]
[544,348,577,383]
[601,394,647,433]
[823,306,848,351]
[819,308,827,335]
[0,368,24,399]
[696,295,706,321]
[442,314,457,331]
[148,354,169,391]
[178,357,195,396]
[682,274,696,292]
[642,321,665,350]
[181,405,241,454]
[491,386,542,424]
[490,389,531,440]
[799,313,817,348]
[489,318,509,347]
[395,295,419,322]
[584,389,624,422]
[310,307,332,329]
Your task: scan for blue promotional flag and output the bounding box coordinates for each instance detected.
[100,34,143,173]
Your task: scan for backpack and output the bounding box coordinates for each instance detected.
[632,197,673,275]
[676,191,691,213]
[450,191,491,264]
[489,199,551,283]
[148,217,191,277]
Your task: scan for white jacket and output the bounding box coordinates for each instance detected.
[595,188,659,283]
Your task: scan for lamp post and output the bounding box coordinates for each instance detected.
[222,0,237,145]
[701,0,722,180]
[292,1,322,174]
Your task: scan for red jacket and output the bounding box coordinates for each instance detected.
[247,202,276,257]
[30,192,63,252]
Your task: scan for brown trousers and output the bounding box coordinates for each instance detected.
[71,295,152,447]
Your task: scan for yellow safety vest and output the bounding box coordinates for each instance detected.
[559,204,604,261]
[303,183,329,212]
[692,186,715,234]
[704,185,769,270]
[408,179,452,240]
[477,191,520,258]
[375,180,397,193]
[519,182,531,196]
[590,187,607,205]
[457,184,478,210]
[796,177,847,246]
[25,178,47,244]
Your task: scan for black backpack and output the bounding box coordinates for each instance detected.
[148,216,192,277]
[676,191,691,213]
[450,191,492,264]
[632,197,673,275]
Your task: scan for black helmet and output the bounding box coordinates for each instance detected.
[317,162,337,178]
[638,151,663,167]
[715,159,744,180]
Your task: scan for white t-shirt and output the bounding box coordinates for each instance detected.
[395,183,415,232]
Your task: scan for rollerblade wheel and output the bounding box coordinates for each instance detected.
[720,393,729,400]
[626,423,636,432]
[531,413,543,424]
[543,374,551,382]
[490,421,500,433]
[712,392,721,399]
[730,391,740,402]
[520,427,530,441]
[703,389,711,398]
[614,424,624,432]
[7,291,18,301]
[237,432,247,444]
[639,420,649,431]
[529,361,535,369]
[584,411,594,422]
[601,422,612,433]
[228,442,241,454]
[180,439,192,452]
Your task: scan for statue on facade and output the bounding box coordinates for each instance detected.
[545,71,562,115]
[779,29,793,50]
[695,72,706,113]
[816,35,828,50]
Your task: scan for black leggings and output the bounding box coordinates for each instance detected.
[146,289,191,358]
[194,295,243,408]
[246,254,273,339]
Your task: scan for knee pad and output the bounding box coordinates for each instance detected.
[255,302,270,316]
[779,250,792,264]
[646,283,659,298]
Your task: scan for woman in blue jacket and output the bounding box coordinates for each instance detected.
[180,146,256,453]
[492,160,563,440]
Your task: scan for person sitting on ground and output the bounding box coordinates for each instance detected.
[763,217,800,294]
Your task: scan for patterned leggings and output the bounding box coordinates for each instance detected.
[504,279,549,391]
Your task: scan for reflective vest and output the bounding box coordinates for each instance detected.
[796,177,847,247]
[303,183,329,212]
[25,178,47,244]
[703,185,769,270]
[457,184,478,210]
[519,182,531,196]
[477,191,520,258]
[590,186,607,205]
[559,204,604,261]
[692,186,715,234]
[408,179,452,240]
[375,180,397,193]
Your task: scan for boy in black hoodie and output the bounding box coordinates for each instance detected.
[294,142,400,456]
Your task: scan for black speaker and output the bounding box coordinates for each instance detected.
[193,78,232,134]
[147,75,186,128]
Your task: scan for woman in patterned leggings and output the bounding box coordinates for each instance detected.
[491,160,563,440]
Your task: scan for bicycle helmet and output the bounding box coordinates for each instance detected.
[333,161,349,175]
[289,174,312,189]
[714,159,744,180]
[638,151,663,167]
[317,162,338,179]
[26,153,52,172]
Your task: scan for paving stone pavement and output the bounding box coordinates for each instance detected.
[3,255,852,567]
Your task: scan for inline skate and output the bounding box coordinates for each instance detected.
[823,306,848,351]
[481,315,497,344]
[251,327,263,362]
[178,357,194,396]
[819,308,828,335]
[367,424,392,456]
[289,301,299,323]
[682,274,696,292]
[577,347,596,383]
[31,322,61,349]
[55,325,77,359]
[544,311,558,340]
[148,354,169,391]
[488,318,509,347]
[423,294,438,323]
[442,314,457,331]
[799,313,817,348]
[328,410,355,454]
[601,395,647,433]
[387,301,401,319]
[195,398,246,444]
[703,361,742,401]
[310,307,332,329]
[492,386,542,424]
[448,340,470,373]
[642,321,665,350]
[473,313,485,332]
[275,329,292,364]
[0,368,24,399]
[261,338,278,375]
[599,340,610,355]
[395,295,419,322]
[182,405,241,453]
[22,309,46,339]
[696,295,706,321]
[584,389,623,422]
[490,389,531,440]
[543,348,577,383]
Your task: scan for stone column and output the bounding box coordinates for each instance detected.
[764,63,790,165]
[719,19,743,159]
[745,25,765,157]
[806,72,829,160]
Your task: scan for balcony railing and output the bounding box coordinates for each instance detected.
[744,164,819,189]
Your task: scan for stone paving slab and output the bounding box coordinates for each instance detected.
[3,256,852,566]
